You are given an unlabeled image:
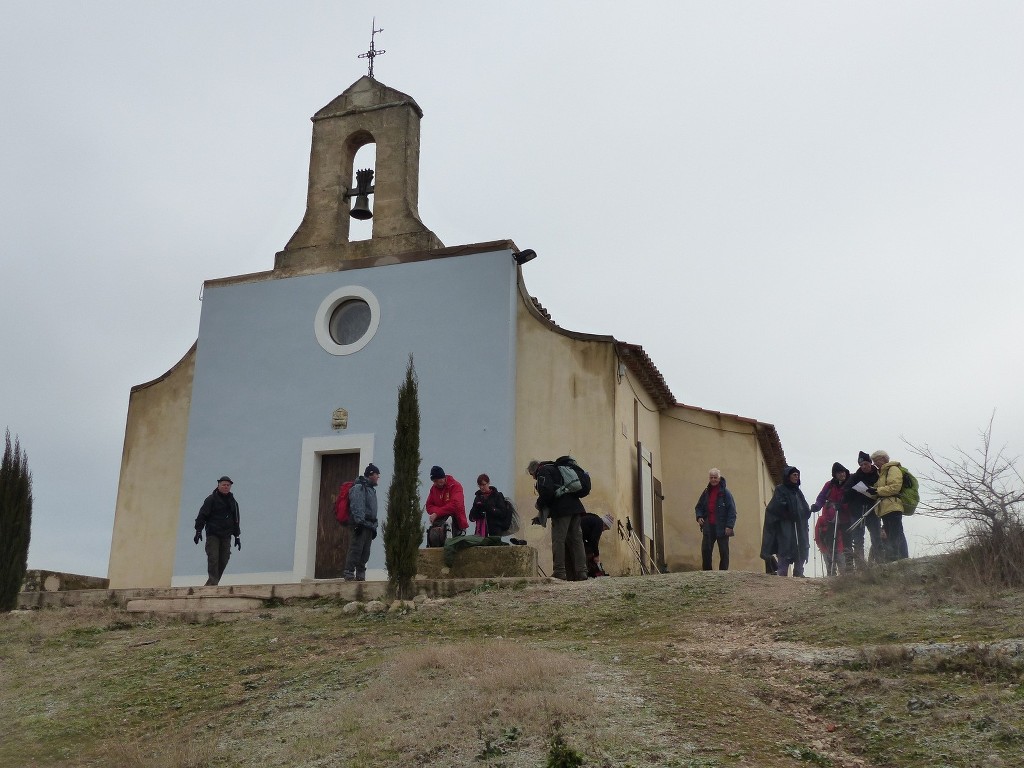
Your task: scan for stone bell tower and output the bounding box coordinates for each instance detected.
[275,76,443,271]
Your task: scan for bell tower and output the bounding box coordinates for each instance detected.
[276,76,443,271]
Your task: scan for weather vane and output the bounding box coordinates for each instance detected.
[358,18,386,79]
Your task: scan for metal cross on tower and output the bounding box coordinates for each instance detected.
[358,18,386,79]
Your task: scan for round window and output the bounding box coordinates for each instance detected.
[314,285,380,356]
[329,299,372,346]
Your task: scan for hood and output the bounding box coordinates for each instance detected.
[783,465,800,487]
[832,462,850,479]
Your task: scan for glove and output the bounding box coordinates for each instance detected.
[531,516,541,526]
[194,531,202,544]
[867,488,878,496]
[810,503,821,513]
[234,536,241,551]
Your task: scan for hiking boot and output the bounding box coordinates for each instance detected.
[342,571,355,581]
[355,571,366,582]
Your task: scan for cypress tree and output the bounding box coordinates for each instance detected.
[0,429,33,612]
[383,356,424,599]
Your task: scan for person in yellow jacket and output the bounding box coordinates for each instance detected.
[869,450,909,562]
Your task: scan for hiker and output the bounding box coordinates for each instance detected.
[694,468,737,571]
[810,462,852,574]
[426,465,469,536]
[343,463,380,581]
[193,475,241,586]
[527,458,588,581]
[468,473,514,538]
[844,451,881,566]
[869,450,910,562]
[580,512,614,576]
[762,466,811,576]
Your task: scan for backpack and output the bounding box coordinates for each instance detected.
[505,499,521,535]
[426,519,449,548]
[334,480,356,525]
[898,467,920,515]
[555,456,592,498]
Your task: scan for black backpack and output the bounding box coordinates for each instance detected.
[426,519,449,548]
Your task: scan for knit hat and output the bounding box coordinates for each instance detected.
[429,465,445,480]
[857,451,871,464]
[364,463,380,477]
[601,514,614,530]
[218,476,233,484]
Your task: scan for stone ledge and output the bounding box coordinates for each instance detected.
[22,570,109,593]
[416,544,538,580]
[17,574,549,613]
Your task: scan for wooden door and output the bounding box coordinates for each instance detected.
[653,477,666,572]
[315,452,361,579]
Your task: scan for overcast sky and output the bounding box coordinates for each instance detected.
[3,2,1022,578]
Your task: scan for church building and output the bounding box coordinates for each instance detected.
[107,75,787,588]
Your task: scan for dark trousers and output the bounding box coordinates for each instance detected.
[204,533,231,586]
[881,512,909,562]
[701,529,730,570]
[344,525,372,579]
[865,513,883,563]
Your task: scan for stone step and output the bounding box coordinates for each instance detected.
[126,596,267,613]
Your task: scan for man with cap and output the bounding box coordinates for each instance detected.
[580,512,614,576]
[844,451,881,567]
[194,476,241,586]
[425,466,468,536]
[343,463,381,581]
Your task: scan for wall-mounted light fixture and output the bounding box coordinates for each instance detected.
[346,168,375,220]
[513,248,537,265]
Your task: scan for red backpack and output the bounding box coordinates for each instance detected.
[334,481,356,525]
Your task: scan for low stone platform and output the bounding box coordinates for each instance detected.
[17,574,549,615]
[22,569,109,592]
[416,543,538,579]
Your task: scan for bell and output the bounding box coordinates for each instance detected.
[349,194,373,220]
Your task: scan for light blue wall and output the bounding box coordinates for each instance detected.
[173,248,519,580]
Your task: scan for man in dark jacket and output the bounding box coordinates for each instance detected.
[761,466,811,576]
[194,475,241,586]
[694,468,737,570]
[844,451,881,567]
[343,463,380,581]
[527,458,588,581]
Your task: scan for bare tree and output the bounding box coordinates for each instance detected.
[903,413,1024,585]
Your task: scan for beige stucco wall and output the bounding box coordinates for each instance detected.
[610,366,663,576]
[658,407,776,572]
[107,345,195,588]
[512,293,624,577]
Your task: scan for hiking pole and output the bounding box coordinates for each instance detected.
[831,502,840,576]
[847,500,880,532]
[793,518,800,577]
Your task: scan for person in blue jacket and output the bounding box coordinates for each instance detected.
[694,468,737,570]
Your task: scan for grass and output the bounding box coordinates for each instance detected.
[2,558,1023,766]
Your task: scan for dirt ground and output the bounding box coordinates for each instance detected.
[2,563,1022,767]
